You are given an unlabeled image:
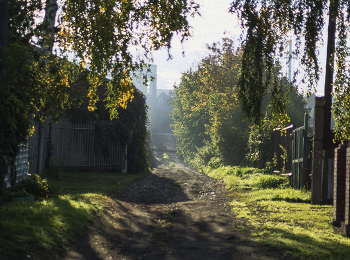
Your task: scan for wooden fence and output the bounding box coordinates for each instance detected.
[272,125,293,173]
[4,121,127,187]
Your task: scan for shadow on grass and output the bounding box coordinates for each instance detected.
[0,197,99,260]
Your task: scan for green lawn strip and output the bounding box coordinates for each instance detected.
[204,165,350,260]
[0,171,148,260]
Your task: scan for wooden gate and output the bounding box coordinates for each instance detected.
[292,124,312,189]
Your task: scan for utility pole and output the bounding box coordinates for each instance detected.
[285,39,296,82]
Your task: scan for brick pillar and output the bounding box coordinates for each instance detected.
[333,143,347,226]
[312,97,325,204]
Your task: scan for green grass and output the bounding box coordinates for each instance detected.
[0,171,148,260]
[203,165,350,260]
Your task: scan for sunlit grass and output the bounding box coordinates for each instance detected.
[0,171,148,259]
[204,165,350,260]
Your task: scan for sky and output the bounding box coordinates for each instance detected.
[151,0,327,95]
[151,0,241,90]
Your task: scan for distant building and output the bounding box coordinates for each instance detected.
[132,64,157,96]
[131,65,173,133]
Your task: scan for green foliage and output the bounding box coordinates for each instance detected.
[245,118,274,169]
[63,89,149,174]
[200,161,350,260]
[229,0,326,125]
[279,144,288,174]
[171,38,249,167]
[253,175,286,189]
[245,86,308,170]
[13,174,54,200]
[1,0,198,195]
[230,0,350,143]
[172,37,308,170]
[190,142,224,171]
[93,90,149,173]
[58,0,199,114]
[264,153,278,174]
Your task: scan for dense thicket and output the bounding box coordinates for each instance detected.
[65,88,149,173]
[171,38,309,169]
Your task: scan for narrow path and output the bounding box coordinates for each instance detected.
[57,134,283,260]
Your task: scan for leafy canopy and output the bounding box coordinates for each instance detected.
[171,38,309,169]
[171,39,250,166]
[229,0,350,140]
[0,0,199,183]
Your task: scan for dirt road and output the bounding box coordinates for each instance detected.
[57,133,283,260]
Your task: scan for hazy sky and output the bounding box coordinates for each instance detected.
[152,0,241,90]
[151,0,327,95]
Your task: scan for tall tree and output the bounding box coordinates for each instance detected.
[230,0,349,203]
[0,0,199,201]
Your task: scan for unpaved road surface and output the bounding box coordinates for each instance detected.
[56,133,284,260]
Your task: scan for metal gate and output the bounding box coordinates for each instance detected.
[292,125,311,189]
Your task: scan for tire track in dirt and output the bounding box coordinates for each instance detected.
[53,134,284,260]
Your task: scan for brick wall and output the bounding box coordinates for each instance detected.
[333,143,347,226]
[345,147,350,227]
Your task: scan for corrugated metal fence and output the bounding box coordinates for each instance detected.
[4,121,127,188]
[49,122,126,172]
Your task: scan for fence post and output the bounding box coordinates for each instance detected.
[122,145,127,174]
[36,121,46,176]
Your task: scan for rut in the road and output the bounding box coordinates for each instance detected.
[57,150,283,260]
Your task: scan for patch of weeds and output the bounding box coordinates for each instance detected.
[168,163,175,168]
[5,174,55,202]
[250,188,311,203]
[252,175,286,189]
[163,153,169,159]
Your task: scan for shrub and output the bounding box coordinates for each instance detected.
[253,175,285,189]
[13,174,54,200]
[245,118,274,169]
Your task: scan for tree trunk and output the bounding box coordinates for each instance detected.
[0,0,9,222]
[323,0,338,149]
[43,0,58,53]
[311,0,338,204]
[0,0,8,48]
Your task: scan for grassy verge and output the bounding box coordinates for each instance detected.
[0,171,148,260]
[203,165,350,260]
